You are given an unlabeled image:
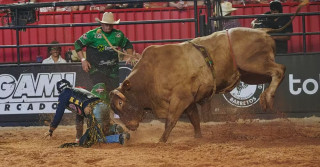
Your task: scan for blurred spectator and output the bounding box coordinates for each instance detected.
[55,0,85,12]
[90,3,129,11]
[127,2,143,8]
[75,0,86,11]
[169,0,204,9]
[144,2,169,8]
[56,0,72,12]
[89,4,111,11]
[113,3,129,9]
[35,0,54,12]
[39,6,55,12]
[259,0,271,4]
[251,0,293,53]
[89,4,105,11]
[42,41,67,64]
[56,0,71,12]
[212,1,241,31]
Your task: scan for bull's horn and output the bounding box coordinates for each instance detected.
[112,89,126,101]
[121,80,131,91]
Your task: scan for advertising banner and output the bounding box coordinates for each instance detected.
[0,62,132,125]
[205,54,320,117]
[0,62,133,115]
[274,55,320,113]
[1,54,320,125]
[0,64,81,115]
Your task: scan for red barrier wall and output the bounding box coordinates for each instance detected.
[0,3,319,63]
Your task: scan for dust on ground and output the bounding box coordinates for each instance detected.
[1,117,320,167]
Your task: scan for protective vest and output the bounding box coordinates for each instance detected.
[74,27,132,76]
[66,88,100,117]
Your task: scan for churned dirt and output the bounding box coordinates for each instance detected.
[1,117,320,167]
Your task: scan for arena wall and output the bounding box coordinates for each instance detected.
[0,2,319,63]
[1,53,320,126]
[0,1,319,126]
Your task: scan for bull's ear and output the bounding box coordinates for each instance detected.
[121,80,131,91]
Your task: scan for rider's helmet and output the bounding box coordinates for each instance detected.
[56,79,72,93]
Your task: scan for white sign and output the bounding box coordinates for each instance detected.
[289,74,319,95]
[0,72,76,114]
[223,81,264,108]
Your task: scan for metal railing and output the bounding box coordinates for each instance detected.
[0,0,200,65]
[0,0,319,64]
[205,1,320,56]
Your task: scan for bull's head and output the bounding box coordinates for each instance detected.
[109,80,144,131]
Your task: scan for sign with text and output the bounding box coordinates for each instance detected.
[0,63,132,115]
[274,54,320,113]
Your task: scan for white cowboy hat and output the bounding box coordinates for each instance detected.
[96,12,120,24]
[221,2,237,16]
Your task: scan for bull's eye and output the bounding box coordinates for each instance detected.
[119,101,123,106]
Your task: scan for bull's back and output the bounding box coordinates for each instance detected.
[130,43,215,105]
[191,31,240,92]
[190,28,275,92]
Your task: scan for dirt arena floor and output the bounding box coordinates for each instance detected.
[1,117,320,167]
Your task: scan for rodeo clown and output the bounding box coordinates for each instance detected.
[45,79,130,148]
[74,12,139,94]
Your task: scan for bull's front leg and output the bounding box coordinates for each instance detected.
[159,95,193,143]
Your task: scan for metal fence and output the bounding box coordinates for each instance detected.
[0,0,319,64]
[0,0,200,64]
[209,11,320,56]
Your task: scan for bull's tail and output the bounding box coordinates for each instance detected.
[266,0,309,33]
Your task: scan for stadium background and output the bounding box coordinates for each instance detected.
[0,0,319,125]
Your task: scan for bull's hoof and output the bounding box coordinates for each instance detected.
[266,94,275,111]
[158,137,168,143]
[194,133,202,138]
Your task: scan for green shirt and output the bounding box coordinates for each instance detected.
[75,27,132,52]
[74,27,133,76]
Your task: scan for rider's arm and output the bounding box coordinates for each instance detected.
[50,89,71,129]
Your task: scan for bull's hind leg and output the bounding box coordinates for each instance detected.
[240,59,285,110]
[185,103,202,138]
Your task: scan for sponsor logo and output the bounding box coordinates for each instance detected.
[95,33,102,39]
[82,34,87,39]
[289,74,319,95]
[116,33,121,38]
[0,72,76,114]
[97,45,104,52]
[223,81,264,107]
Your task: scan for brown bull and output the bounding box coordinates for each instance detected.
[110,2,308,143]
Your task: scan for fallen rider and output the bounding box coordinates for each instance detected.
[44,79,130,147]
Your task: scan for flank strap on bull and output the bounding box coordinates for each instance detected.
[226,29,237,69]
